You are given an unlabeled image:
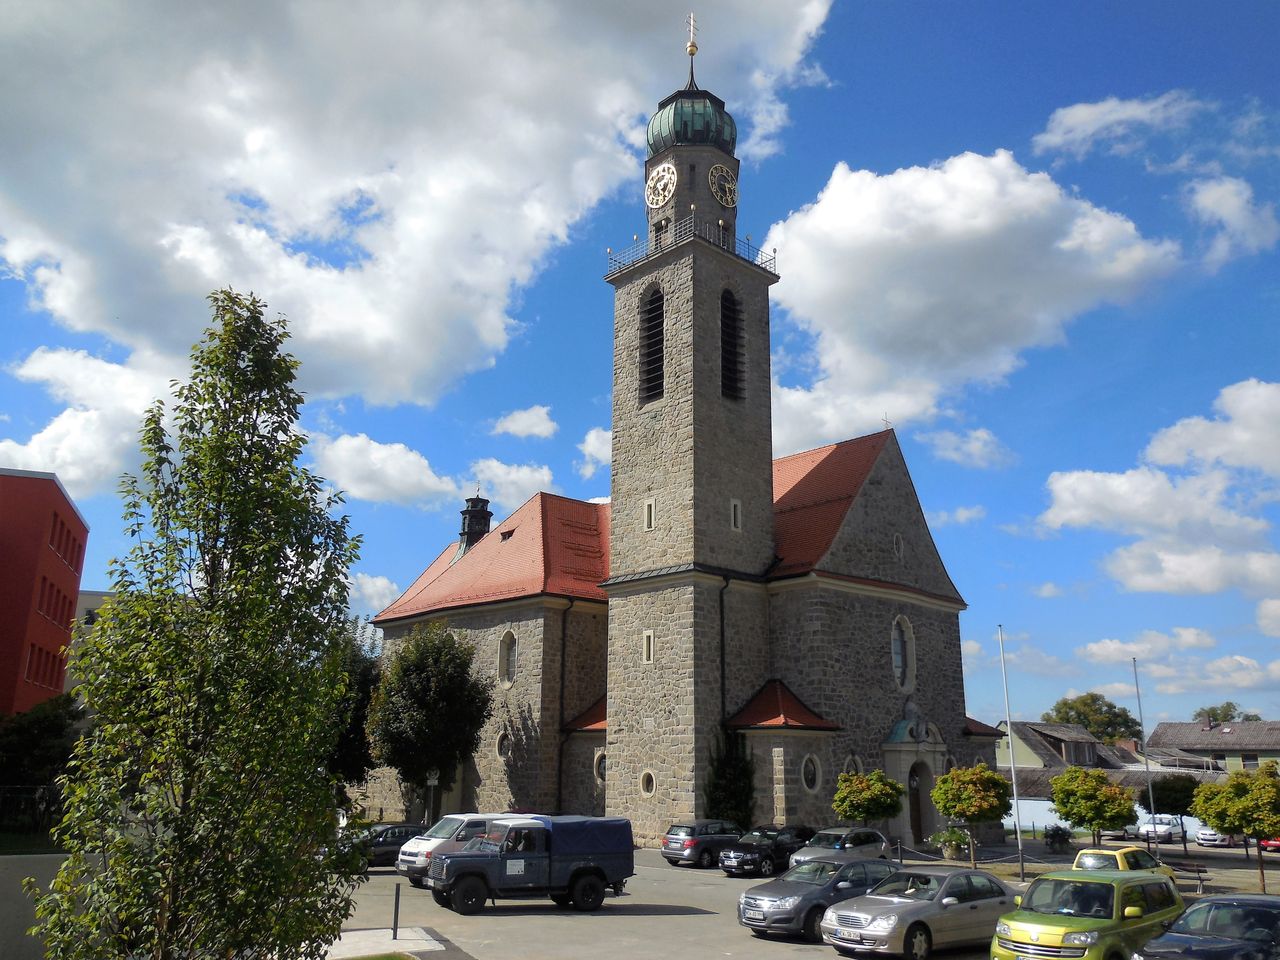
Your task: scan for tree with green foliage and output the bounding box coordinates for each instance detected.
[1193,701,1262,724]
[328,617,381,787]
[930,763,1012,866]
[1139,773,1199,855]
[1041,692,1142,744]
[367,622,493,822]
[832,769,905,826]
[703,732,755,833]
[25,290,365,960]
[1191,761,1280,893]
[0,692,81,788]
[1050,766,1137,846]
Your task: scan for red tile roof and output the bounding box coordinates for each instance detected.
[727,679,840,731]
[374,493,610,623]
[964,717,1004,738]
[772,432,891,578]
[564,696,607,732]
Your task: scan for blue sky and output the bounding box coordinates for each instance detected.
[2,2,1278,728]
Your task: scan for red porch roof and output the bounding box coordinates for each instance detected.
[564,695,607,732]
[727,679,840,731]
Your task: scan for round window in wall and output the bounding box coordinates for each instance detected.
[843,754,864,775]
[496,731,512,760]
[801,754,821,793]
[595,753,607,782]
[890,616,915,692]
[499,630,518,685]
[640,770,656,797]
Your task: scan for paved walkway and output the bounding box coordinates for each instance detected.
[325,926,445,957]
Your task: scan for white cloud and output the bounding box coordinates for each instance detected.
[1086,682,1136,700]
[1033,582,1063,598]
[1156,655,1280,695]
[928,505,986,527]
[350,572,401,615]
[310,433,459,506]
[470,458,554,512]
[1104,542,1280,596]
[961,639,983,658]
[1258,599,1280,638]
[1185,176,1280,269]
[765,150,1179,453]
[576,427,612,479]
[1077,627,1216,664]
[1033,91,1208,158]
[1146,379,1280,477]
[492,405,558,439]
[1005,643,1075,676]
[0,3,831,496]
[916,428,1014,469]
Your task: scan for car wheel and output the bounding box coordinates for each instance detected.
[451,876,488,915]
[571,873,606,911]
[665,858,679,866]
[408,876,424,888]
[904,922,932,960]
[431,888,451,908]
[550,893,572,908]
[698,849,714,869]
[759,857,775,877]
[750,928,768,938]
[802,907,824,944]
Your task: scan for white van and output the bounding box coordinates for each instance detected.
[396,812,509,886]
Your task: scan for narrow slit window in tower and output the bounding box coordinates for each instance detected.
[721,289,745,400]
[638,289,665,403]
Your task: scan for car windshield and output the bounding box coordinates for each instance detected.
[667,825,694,837]
[1170,901,1280,939]
[743,828,778,842]
[423,816,464,840]
[1022,878,1114,918]
[806,832,844,849]
[1075,853,1119,870]
[869,872,942,901]
[463,831,503,853]
[782,861,840,885]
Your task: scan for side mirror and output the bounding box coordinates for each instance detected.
[835,881,851,890]
[1014,895,1022,906]
[940,897,959,907]
[1124,906,1145,919]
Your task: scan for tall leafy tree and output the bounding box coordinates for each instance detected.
[930,763,1012,867]
[1193,701,1262,724]
[1191,761,1280,893]
[1050,766,1137,846]
[26,291,365,960]
[367,622,493,822]
[703,732,755,832]
[1138,773,1199,855]
[327,617,381,786]
[831,770,905,826]
[1041,692,1142,744]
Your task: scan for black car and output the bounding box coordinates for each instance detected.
[1133,894,1280,960]
[662,818,744,868]
[720,824,816,877]
[362,822,424,867]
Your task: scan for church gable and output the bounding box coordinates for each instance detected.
[816,432,964,605]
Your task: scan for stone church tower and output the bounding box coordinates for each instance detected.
[602,41,779,828]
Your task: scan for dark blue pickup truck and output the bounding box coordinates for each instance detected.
[425,815,634,914]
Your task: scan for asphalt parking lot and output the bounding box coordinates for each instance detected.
[344,849,994,960]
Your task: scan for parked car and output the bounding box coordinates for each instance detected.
[360,823,424,868]
[991,869,1185,960]
[1132,893,1280,959]
[1260,838,1280,853]
[738,856,901,942]
[661,818,742,868]
[397,812,509,886]
[821,865,1015,959]
[1072,845,1176,879]
[791,826,889,867]
[1196,827,1245,847]
[1098,822,1139,841]
[720,824,815,877]
[1137,814,1186,843]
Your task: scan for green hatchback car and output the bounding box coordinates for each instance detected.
[991,869,1184,960]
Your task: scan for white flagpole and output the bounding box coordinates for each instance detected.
[998,625,1025,881]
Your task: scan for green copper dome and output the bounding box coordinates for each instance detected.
[646,84,737,158]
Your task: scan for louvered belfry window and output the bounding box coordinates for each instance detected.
[721,289,745,400]
[638,288,665,403]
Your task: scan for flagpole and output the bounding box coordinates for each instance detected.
[998,624,1025,881]
[1133,657,1157,844]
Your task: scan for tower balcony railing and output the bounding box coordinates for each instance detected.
[605,215,777,276]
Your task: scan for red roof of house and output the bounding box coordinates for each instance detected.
[375,493,610,622]
[964,717,1004,738]
[564,696,607,732]
[772,432,890,578]
[727,679,840,731]
[376,432,895,622]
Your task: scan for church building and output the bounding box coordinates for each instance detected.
[373,42,997,845]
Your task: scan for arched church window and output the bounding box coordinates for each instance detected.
[595,753,607,782]
[720,289,745,400]
[499,630,518,686]
[638,289,665,403]
[891,616,916,692]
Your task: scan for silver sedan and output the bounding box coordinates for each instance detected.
[820,865,1016,960]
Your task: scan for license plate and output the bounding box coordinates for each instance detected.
[744,910,765,920]
[837,929,859,940]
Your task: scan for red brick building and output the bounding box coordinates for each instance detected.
[0,468,88,714]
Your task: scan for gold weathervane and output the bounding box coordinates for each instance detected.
[686,11,698,57]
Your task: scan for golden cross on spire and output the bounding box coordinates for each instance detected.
[686,11,698,56]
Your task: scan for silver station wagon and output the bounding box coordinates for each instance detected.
[739,856,900,942]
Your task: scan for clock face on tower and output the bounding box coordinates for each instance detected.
[708,164,738,208]
[645,162,678,208]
